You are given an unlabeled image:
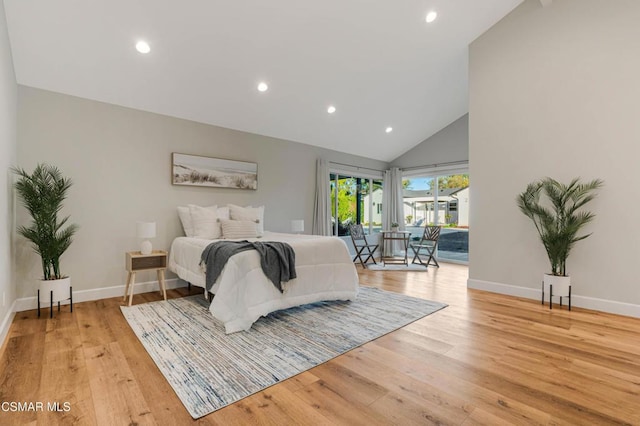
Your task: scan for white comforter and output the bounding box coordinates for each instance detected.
[168,232,359,333]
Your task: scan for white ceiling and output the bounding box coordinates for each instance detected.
[3,0,523,162]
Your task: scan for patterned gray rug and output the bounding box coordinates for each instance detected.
[121,286,447,418]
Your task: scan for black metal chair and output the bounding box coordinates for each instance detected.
[349,224,379,268]
[410,225,441,268]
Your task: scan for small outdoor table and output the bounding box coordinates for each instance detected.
[380,230,412,266]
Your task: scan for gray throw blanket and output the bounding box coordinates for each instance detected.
[200,240,296,293]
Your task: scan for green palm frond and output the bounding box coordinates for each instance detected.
[12,164,79,280]
[517,177,602,276]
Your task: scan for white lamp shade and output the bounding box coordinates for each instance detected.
[291,219,304,233]
[136,221,156,239]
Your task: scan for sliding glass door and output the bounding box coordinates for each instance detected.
[403,171,469,263]
[330,173,383,237]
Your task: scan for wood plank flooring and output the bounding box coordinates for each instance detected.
[1,264,639,425]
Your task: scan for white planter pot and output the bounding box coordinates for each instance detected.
[38,277,71,303]
[543,274,571,297]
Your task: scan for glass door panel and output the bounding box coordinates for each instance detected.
[403,174,469,263]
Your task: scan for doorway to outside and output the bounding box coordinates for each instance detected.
[402,173,469,263]
[330,173,384,237]
[330,170,384,258]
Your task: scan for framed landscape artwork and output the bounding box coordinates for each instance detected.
[172,153,258,190]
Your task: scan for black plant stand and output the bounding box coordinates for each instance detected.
[38,286,73,318]
[541,282,571,311]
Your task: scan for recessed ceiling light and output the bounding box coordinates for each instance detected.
[385,127,393,133]
[426,11,438,23]
[135,40,150,54]
[257,82,269,92]
[327,105,336,114]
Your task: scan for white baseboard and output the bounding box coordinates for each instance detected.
[14,278,184,312]
[0,300,17,353]
[467,278,640,318]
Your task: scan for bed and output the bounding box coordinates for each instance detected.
[168,231,359,333]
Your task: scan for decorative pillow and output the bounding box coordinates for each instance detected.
[188,204,221,239]
[228,204,265,236]
[217,206,230,221]
[177,206,195,237]
[220,219,258,239]
[178,205,229,237]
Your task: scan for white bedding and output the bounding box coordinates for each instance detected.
[168,232,359,333]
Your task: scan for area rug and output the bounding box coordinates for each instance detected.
[121,286,447,418]
[366,263,429,271]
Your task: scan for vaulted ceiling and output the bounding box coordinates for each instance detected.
[3,0,523,161]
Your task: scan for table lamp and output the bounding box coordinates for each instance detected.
[136,221,156,255]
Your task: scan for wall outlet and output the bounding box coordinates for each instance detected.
[2,292,5,307]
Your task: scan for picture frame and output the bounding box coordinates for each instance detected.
[172,153,258,190]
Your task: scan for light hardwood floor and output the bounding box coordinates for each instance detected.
[1,264,639,425]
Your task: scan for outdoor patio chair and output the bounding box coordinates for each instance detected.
[410,225,441,268]
[348,224,379,268]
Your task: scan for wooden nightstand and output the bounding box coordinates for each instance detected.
[124,250,168,306]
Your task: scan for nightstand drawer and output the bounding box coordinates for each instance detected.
[132,256,166,270]
[126,250,168,272]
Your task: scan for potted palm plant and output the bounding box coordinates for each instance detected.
[517,177,602,309]
[13,164,79,317]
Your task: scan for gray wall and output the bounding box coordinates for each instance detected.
[16,86,388,299]
[468,0,640,314]
[0,1,17,333]
[391,114,468,168]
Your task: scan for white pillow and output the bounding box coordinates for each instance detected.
[177,206,195,237]
[217,206,230,221]
[188,205,221,239]
[220,219,259,239]
[228,204,265,236]
[178,205,229,237]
